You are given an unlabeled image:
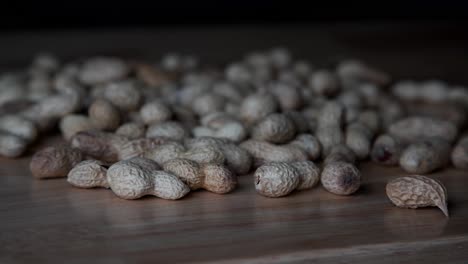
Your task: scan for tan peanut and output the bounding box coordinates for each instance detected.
[59,114,95,141]
[240,140,308,167]
[70,131,129,163]
[140,101,173,125]
[78,57,129,85]
[146,121,187,141]
[117,137,175,160]
[88,99,121,131]
[0,132,28,158]
[452,136,468,169]
[251,113,297,144]
[321,162,361,195]
[163,158,237,194]
[399,138,451,174]
[288,134,321,161]
[185,137,253,175]
[102,80,141,111]
[68,160,109,188]
[345,122,373,160]
[30,146,83,179]
[316,102,344,156]
[371,134,404,166]
[115,122,146,139]
[239,93,279,124]
[254,161,319,198]
[191,93,226,116]
[107,159,190,200]
[309,70,340,96]
[386,175,448,217]
[389,117,458,144]
[324,144,356,165]
[0,115,38,143]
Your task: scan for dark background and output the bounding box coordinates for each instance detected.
[2,1,468,30]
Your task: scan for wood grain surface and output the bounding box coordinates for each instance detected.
[1,22,468,263]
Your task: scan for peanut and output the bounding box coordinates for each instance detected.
[30,146,83,179]
[102,80,141,111]
[146,121,187,141]
[59,114,95,141]
[254,161,319,197]
[321,162,361,195]
[316,102,344,156]
[185,137,252,175]
[309,70,340,97]
[118,137,175,160]
[452,136,468,169]
[240,93,279,124]
[0,132,28,158]
[88,99,121,131]
[399,138,451,174]
[270,82,303,111]
[70,131,129,163]
[337,60,390,85]
[288,134,321,161]
[115,122,146,139]
[191,93,225,116]
[345,122,373,160]
[0,115,38,143]
[370,134,404,166]
[107,159,190,200]
[140,101,173,124]
[389,117,458,144]
[240,140,307,167]
[163,158,237,194]
[386,175,448,217]
[78,57,129,85]
[324,144,356,165]
[67,160,109,188]
[251,113,297,144]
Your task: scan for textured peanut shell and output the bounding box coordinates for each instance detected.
[67,160,109,188]
[30,146,83,179]
[321,162,361,195]
[193,121,247,143]
[117,137,175,160]
[371,134,404,166]
[107,159,189,200]
[452,136,468,169]
[0,133,28,158]
[288,134,321,161]
[399,138,450,174]
[389,117,458,144]
[185,137,252,175]
[291,161,320,190]
[386,175,448,217]
[191,93,225,116]
[251,113,297,144]
[255,162,300,198]
[71,131,129,163]
[102,80,141,111]
[240,140,308,167]
[163,158,237,194]
[88,99,121,131]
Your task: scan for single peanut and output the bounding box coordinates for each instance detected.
[399,138,451,174]
[316,102,344,156]
[452,136,468,169]
[309,70,340,97]
[140,101,173,125]
[88,99,121,131]
[288,134,321,161]
[163,158,237,194]
[370,134,404,166]
[146,121,187,141]
[240,140,308,167]
[0,115,38,143]
[191,93,226,116]
[321,162,361,195]
[67,160,109,188]
[70,131,129,163]
[185,137,252,175]
[115,122,146,139]
[107,159,189,200]
[389,117,458,144]
[345,122,373,160]
[102,80,141,111]
[386,175,448,217]
[117,137,175,160]
[30,146,83,179]
[59,114,95,141]
[0,132,28,158]
[251,113,297,144]
[324,144,356,165]
[240,93,279,124]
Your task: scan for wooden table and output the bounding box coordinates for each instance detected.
[1,22,468,263]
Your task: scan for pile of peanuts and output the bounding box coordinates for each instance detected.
[0,48,467,214]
